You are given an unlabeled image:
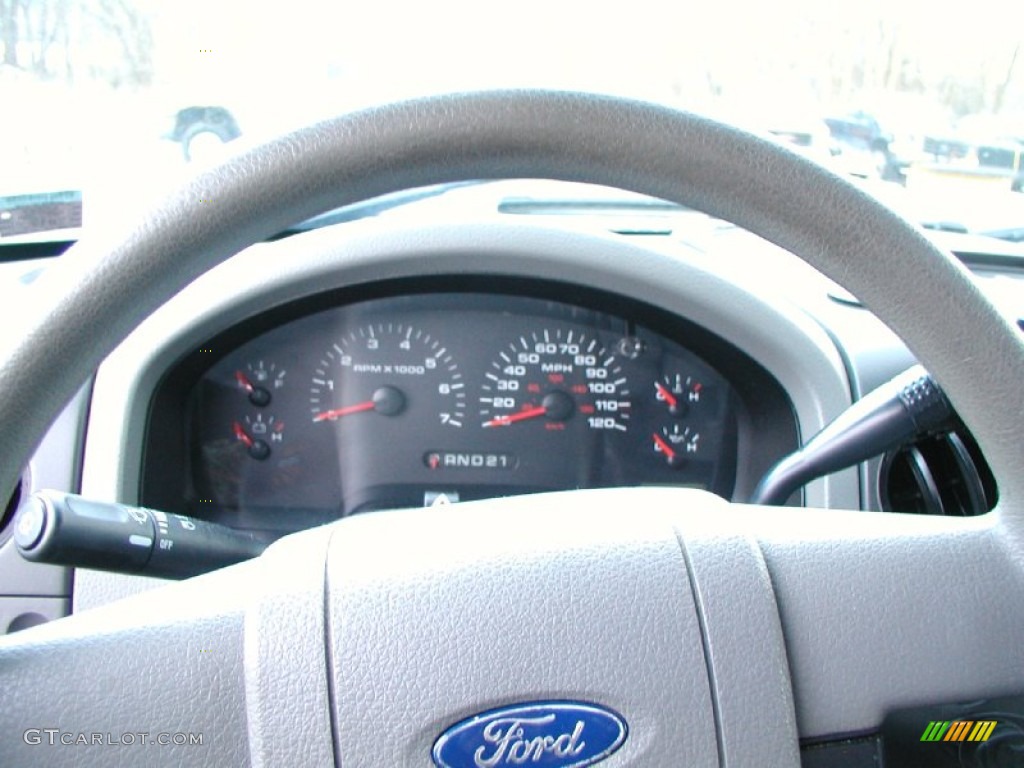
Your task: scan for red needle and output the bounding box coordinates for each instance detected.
[652,432,676,460]
[235,371,255,393]
[655,381,678,409]
[312,400,376,422]
[232,421,253,447]
[483,405,547,428]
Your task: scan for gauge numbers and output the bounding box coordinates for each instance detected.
[479,328,631,431]
[309,323,465,427]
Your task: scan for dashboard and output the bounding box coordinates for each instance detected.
[1,185,1016,723]
[3,103,1024,768]
[14,190,1006,622]
[140,279,796,534]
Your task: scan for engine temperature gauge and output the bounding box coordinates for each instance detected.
[654,373,703,417]
[651,423,700,468]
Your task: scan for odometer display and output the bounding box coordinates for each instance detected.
[479,328,631,432]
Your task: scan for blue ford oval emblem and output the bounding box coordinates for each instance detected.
[432,700,628,768]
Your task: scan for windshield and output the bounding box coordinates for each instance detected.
[5,0,1024,236]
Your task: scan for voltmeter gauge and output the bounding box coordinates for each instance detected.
[232,413,285,460]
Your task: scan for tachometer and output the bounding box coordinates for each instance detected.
[309,323,465,427]
[479,328,631,431]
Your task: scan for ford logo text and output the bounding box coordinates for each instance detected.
[432,701,628,768]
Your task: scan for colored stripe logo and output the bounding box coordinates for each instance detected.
[920,720,997,742]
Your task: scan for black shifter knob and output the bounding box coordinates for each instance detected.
[750,366,955,506]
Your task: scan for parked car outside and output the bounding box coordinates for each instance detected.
[824,110,911,182]
[163,105,242,162]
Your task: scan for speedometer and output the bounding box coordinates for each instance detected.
[310,322,465,428]
[479,328,631,431]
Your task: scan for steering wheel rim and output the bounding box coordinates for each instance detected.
[3,91,1021,513]
[2,90,1023,766]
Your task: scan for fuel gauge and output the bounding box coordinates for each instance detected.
[651,423,700,468]
[235,361,286,407]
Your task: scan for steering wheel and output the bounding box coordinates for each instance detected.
[2,91,1023,767]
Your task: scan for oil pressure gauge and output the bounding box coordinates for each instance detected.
[651,423,700,468]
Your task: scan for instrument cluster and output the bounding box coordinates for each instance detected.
[141,284,795,533]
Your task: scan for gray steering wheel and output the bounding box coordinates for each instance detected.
[1,91,1023,767]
